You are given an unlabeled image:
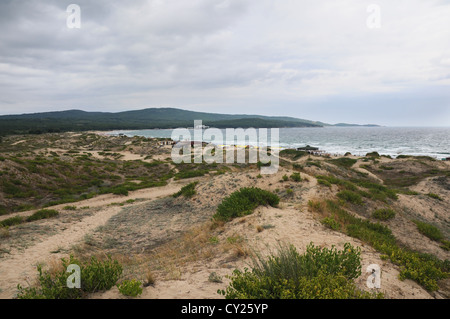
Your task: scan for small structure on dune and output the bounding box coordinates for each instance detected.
[297,145,319,151]
[171,140,207,148]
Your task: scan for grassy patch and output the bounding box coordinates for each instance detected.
[372,208,396,221]
[426,193,443,201]
[290,172,302,182]
[279,149,308,160]
[306,160,321,168]
[413,221,444,242]
[0,216,25,227]
[337,190,363,205]
[321,217,341,230]
[26,209,59,222]
[213,187,279,222]
[328,158,357,169]
[173,182,199,198]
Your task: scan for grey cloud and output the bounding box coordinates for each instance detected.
[0,0,449,126]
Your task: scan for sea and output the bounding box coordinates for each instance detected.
[107,126,450,160]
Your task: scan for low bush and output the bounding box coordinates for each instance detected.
[337,190,363,205]
[321,217,341,230]
[413,221,443,242]
[317,179,332,187]
[173,182,198,198]
[111,186,129,196]
[426,193,443,201]
[372,208,396,221]
[213,187,279,222]
[174,170,207,180]
[26,209,59,222]
[306,161,321,168]
[366,152,380,158]
[290,172,302,182]
[117,279,143,297]
[280,149,308,160]
[0,216,25,227]
[328,158,357,169]
[17,255,123,299]
[219,243,381,299]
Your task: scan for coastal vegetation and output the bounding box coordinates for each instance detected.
[0,153,173,214]
[17,255,123,299]
[213,187,280,222]
[1,132,448,299]
[173,182,199,198]
[308,199,449,291]
[219,243,383,299]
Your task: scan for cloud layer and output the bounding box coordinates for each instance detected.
[0,0,449,125]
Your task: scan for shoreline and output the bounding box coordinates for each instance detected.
[102,128,450,160]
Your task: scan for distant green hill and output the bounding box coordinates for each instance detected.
[0,108,324,136]
[0,107,380,136]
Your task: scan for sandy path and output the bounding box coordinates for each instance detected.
[0,179,189,222]
[0,181,187,299]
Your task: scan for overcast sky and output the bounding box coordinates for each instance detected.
[0,0,449,126]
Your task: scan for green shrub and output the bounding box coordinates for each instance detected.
[366,152,380,158]
[112,186,129,196]
[413,221,443,242]
[174,170,207,180]
[117,279,143,297]
[317,179,332,187]
[0,216,25,227]
[173,182,198,198]
[440,240,450,251]
[213,187,279,222]
[321,217,341,230]
[337,190,363,205]
[315,175,357,191]
[372,208,396,221]
[282,175,288,181]
[17,255,123,299]
[290,172,301,182]
[426,193,443,201]
[219,243,381,299]
[26,209,59,222]
[306,161,321,168]
[328,158,357,169]
[280,149,307,160]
